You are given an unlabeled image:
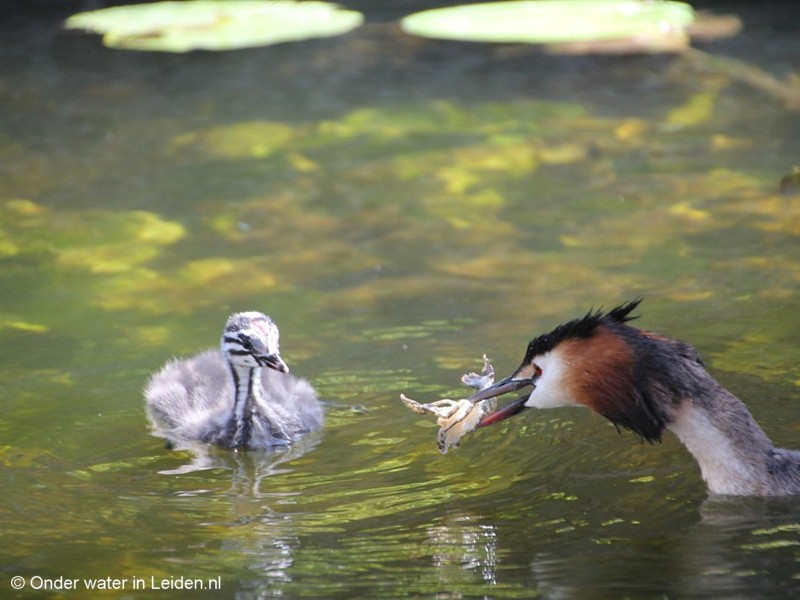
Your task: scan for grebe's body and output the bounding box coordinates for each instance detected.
[472,300,800,496]
[146,312,323,450]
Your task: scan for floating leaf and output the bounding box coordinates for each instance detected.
[401,1,694,47]
[65,0,364,53]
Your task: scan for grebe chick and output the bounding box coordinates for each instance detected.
[470,299,800,496]
[145,311,323,450]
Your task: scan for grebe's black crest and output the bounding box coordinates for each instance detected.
[520,298,642,365]
[476,298,800,495]
[525,298,677,444]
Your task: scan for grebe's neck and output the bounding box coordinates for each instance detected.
[667,384,779,495]
[228,362,295,448]
[228,363,265,449]
[489,301,800,496]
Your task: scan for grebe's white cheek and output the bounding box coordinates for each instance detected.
[523,352,576,409]
[524,376,575,409]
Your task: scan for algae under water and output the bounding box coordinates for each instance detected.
[1,1,800,598]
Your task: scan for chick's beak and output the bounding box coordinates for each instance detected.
[261,353,289,373]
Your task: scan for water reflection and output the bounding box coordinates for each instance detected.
[426,512,498,587]
[2,3,800,599]
[153,439,327,597]
[677,496,800,597]
[156,433,323,480]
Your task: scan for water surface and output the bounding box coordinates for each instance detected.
[2,1,800,598]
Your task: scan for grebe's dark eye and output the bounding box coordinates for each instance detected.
[533,364,543,378]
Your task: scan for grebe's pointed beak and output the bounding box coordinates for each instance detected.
[261,353,289,373]
[467,364,538,428]
[466,374,533,403]
[476,395,529,428]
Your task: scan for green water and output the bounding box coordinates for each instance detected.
[2,2,800,598]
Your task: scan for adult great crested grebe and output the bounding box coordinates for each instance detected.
[145,311,323,450]
[470,299,800,496]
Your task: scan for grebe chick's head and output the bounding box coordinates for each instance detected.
[221,311,289,373]
[471,298,696,443]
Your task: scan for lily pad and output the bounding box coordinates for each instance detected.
[401,1,694,45]
[65,0,364,53]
